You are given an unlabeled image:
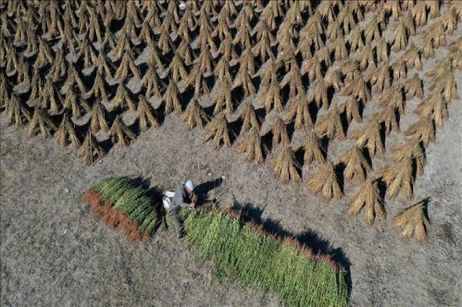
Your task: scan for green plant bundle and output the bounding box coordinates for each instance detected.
[91,177,162,237]
[181,207,348,307]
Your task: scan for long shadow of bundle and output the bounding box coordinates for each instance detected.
[307,162,343,202]
[315,105,346,140]
[235,127,266,164]
[338,146,372,182]
[27,107,57,138]
[348,179,386,226]
[78,131,105,166]
[108,115,136,147]
[393,201,430,244]
[55,112,82,148]
[89,101,110,132]
[181,98,209,130]
[6,94,32,127]
[204,112,233,150]
[270,146,301,184]
[238,103,262,134]
[136,95,159,132]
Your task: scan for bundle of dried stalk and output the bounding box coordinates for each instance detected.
[136,95,159,132]
[302,131,326,165]
[378,158,414,200]
[315,105,346,140]
[108,115,136,146]
[235,127,266,164]
[78,131,105,166]
[393,201,430,244]
[27,107,58,138]
[89,101,110,132]
[55,112,81,148]
[270,146,301,184]
[338,146,372,182]
[204,112,233,150]
[239,103,262,134]
[181,98,209,130]
[348,179,386,226]
[306,162,343,202]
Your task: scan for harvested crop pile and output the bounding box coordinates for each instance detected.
[181,206,348,307]
[82,177,164,241]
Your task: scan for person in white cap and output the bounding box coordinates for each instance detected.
[171,180,197,238]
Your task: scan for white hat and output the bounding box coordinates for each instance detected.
[185,180,195,191]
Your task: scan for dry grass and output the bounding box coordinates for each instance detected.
[348,179,386,226]
[393,201,430,244]
[162,81,182,114]
[405,116,435,148]
[6,94,31,127]
[112,82,136,112]
[307,162,343,202]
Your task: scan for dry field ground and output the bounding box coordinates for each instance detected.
[2,97,461,306]
[2,1,462,306]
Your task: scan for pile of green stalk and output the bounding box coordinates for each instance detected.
[181,207,348,307]
[88,177,164,239]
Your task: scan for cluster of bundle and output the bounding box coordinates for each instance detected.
[82,177,164,241]
[1,1,461,241]
[181,206,348,307]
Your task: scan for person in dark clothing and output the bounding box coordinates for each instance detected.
[171,180,197,239]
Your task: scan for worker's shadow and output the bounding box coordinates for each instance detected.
[194,177,223,206]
